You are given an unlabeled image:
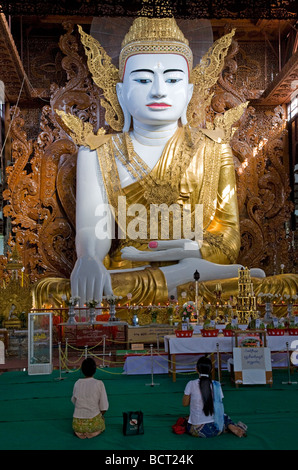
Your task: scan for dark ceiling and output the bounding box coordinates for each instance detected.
[0,0,297,20]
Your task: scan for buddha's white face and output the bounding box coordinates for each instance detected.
[117,53,193,127]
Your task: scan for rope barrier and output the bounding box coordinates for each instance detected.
[56,332,298,378]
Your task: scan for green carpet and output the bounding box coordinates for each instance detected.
[0,367,298,451]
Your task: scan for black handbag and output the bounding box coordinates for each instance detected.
[123,411,144,435]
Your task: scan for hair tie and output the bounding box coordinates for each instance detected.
[199,373,210,377]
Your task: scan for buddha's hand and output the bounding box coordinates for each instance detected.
[70,256,113,307]
[121,240,202,262]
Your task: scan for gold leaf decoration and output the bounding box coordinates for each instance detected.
[78,25,124,132]
[187,29,236,127]
[213,101,249,142]
[56,109,109,149]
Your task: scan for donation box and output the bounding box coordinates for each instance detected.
[28,312,52,375]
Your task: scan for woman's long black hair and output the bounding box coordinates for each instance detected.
[197,356,214,416]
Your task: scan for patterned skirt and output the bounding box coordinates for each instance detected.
[187,414,234,438]
[72,413,105,439]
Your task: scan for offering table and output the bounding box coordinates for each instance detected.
[164,334,296,382]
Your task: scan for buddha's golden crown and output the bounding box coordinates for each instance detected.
[119,16,193,78]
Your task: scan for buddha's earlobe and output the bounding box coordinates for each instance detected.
[181,83,194,125]
[116,82,132,132]
[181,109,188,125]
[122,110,132,132]
[180,83,193,126]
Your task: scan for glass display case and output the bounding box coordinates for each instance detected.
[28,312,52,375]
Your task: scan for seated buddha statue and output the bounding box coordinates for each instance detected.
[34,15,297,313]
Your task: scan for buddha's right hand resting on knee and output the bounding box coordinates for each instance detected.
[70,256,113,307]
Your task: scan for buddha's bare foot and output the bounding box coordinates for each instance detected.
[148,239,199,251]
[120,246,145,261]
[250,268,266,278]
[121,245,188,261]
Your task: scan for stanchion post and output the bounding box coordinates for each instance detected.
[216,342,221,384]
[282,341,298,385]
[146,344,160,387]
[84,345,88,359]
[55,341,66,381]
[58,341,62,378]
[103,335,106,368]
[65,337,68,364]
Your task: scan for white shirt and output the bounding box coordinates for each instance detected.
[71,377,109,419]
[184,379,224,426]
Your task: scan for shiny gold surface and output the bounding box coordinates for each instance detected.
[97,126,240,267]
[119,16,193,79]
[0,278,32,323]
[78,24,124,132]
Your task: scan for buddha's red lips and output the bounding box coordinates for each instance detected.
[146,103,172,108]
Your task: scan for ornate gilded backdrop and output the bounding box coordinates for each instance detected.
[2,21,295,286]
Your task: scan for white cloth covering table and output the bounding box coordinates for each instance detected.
[164,334,296,381]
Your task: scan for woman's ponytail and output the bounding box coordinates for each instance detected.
[197,356,214,416]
